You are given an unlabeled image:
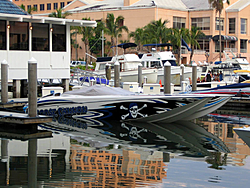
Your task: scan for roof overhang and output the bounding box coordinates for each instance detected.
[0,13,97,27]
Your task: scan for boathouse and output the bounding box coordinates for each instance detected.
[0,0,96,97]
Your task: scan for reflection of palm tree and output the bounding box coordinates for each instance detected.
[208,0,230,62]
[206,152,227,170]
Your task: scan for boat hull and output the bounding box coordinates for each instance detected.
[36,94,214,123]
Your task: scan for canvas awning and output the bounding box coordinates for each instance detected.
[212,35,238,41]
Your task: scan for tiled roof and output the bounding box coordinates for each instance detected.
[0,0,29,15]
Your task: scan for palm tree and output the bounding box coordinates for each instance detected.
[208,0,230,62]
[189,26,205,62]
[80,18,95,70]
[49,8,71,18]
[70,26,81,61]
[170,28,189,65]
[129,28,147,52]
[144,19,169,44]
[105,13,129,56]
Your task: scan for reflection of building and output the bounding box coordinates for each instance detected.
[0,131,70,186]
[70,144,167,187]
[198,116,250,166]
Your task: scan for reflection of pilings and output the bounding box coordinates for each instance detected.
[28,139,37,188]
[1,60,8,104]
[1,139,9,162]
[1,139,9,185]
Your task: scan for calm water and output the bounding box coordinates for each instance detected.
[0,112,250,187]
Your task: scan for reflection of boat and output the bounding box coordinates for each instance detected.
[33,85,217,123]
[41,118,230,157]
[129,120,230,156]
[95,43,158,83]
[234,126,250,148]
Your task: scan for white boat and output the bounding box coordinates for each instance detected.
[139,45,201,85]
[94,43,158,84]
[234,126,250,148]
[95,53,158,84]
[30,85,222,123]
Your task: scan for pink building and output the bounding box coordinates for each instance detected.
[13,0,250,64]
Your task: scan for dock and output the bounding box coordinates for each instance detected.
[0,111,53,124]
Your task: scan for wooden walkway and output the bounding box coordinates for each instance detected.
[0,111,52,124]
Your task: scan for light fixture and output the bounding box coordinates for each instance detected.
[50,27,53,32]
[29,26,33,30]
[7,25,10,29]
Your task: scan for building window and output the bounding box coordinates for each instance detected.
[0,20,6,50]
[40,4,44,11]
[215,17,224,31]
[191,17,210,30]
[27,5,31,11]
[229,18,235,34]
[240,39,247,53]
[52,25,66,51]
[9,21,29,51]
[241,18,247,34]
[47,3,51,10]
[197,39,209,52]
[54,3,58,10]
[173,17,186,29]
[60,2,65,8]
[32,23,49,51]
[118,19,124,27]
[67,1,72,4]
[34,4,37,10]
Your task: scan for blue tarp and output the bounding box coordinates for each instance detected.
[214,61,222,64]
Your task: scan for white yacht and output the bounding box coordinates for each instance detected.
[95,53,158,84]
[139,46,201,85]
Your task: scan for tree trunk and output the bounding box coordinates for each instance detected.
[75,32,78,60]
[219,12,222,62]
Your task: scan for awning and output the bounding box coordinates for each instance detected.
[181,39,192,51]
[212,35,238,41]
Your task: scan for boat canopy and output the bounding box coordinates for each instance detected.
[143,43,172,47]
[63,85,135,96]
[111,43,137,49]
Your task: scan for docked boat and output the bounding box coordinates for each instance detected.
[139,44,202,85]
[31,85,222,123]
[94,43,158,84]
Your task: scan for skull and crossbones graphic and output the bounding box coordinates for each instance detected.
[120,123,147,143]
[120,103,148,120]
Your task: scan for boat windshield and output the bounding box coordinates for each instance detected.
[162,60,177,66]
[99,63,114,70]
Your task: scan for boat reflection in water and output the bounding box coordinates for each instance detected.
[0,116,230,187]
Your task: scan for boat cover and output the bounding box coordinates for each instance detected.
[63,85,135,96]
